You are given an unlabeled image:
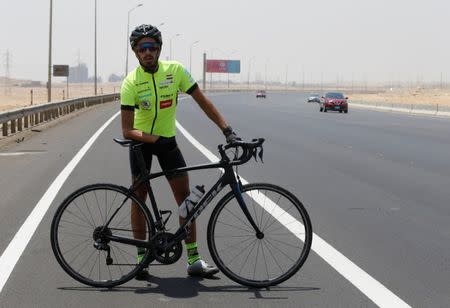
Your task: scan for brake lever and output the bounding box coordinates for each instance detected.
[258,146,264,163]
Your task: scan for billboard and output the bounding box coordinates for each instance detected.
[53,65,69,77]
[206,60,240,73]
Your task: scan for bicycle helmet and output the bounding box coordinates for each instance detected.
[130,24,162,49]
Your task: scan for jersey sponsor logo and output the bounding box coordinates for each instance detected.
[137,88,150,94]
[161,94,173,99]
[138,93,152,99]
[140,100,151,110]
[159,74,174,87]
[160,99,173,109]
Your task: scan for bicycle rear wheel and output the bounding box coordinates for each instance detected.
[50,183,155,288]
[207,183,312,288]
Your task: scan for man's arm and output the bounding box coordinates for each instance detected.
[190,87,228,131]
[121,109,159,143]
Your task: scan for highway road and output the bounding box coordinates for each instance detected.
[1,92,449,307]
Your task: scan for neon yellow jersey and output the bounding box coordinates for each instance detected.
[120,60,197,137]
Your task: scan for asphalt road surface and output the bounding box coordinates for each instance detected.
[1,92,449,307]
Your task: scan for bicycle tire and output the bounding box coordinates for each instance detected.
[50,183,155,288]
[207,183,312,288]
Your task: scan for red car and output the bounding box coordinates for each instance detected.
[320,92,348,113]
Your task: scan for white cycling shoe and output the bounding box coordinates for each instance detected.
[187,260,219,277]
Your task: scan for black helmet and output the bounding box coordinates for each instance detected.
[130,24,162,49]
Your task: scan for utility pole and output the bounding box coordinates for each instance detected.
[3,50,12,95]
[285,64,288,90]
[94,0,97,95]
[48,0,53,102]
[202,53,206,90]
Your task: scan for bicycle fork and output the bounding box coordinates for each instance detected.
[230,182,264,238]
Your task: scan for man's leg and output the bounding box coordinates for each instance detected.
[131,177,148,240]
[167,175,196,243]
[130,175,152,280]
[168,175,219,277]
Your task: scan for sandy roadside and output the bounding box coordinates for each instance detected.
[349,88,450,106]
[0,82,121,112]
[2,82,450,111]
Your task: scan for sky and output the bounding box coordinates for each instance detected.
[1,0,449,85]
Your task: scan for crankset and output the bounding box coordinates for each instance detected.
[151,232,183,265]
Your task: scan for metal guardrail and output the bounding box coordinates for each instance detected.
[0,94,119,137]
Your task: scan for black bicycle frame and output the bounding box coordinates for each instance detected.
[105,153,263,250]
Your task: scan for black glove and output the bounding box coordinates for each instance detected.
[222,126,240,143]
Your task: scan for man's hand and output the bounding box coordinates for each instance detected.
[222,126,240,143]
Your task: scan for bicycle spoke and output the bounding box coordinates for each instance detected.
[263,202,296,232]
[78,248,97,275]
[209,184,312,287]
[216,235,255,255]
[253,241,261,279]
[61,238,91,255]
[72,200,95,228]
[238,240,259,275]
[261,194,283,231]
[267,237,283,272]
[226,238,258,268]
[51,184,156,287]
[260,241,270,280]
[92,190,105,225]
[223,207,255,232]
[216,219,254,234]
[82,195,98,228]
[60,218,92,230]
[265,237,297,263]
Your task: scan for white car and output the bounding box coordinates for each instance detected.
[307,94,320,103]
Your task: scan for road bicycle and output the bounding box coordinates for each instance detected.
[50,138,312,288]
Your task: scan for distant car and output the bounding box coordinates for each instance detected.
[320,92,348,113]
[256,90,266,98]
[307,94,321,103]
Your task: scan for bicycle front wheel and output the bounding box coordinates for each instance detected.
[50,183,155,288]
[207,183,312,288]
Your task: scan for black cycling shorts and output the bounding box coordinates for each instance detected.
[129,137,187,180]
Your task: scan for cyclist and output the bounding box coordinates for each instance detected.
[120,24,238,280]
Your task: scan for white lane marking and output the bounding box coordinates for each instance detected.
[0,153,29,156]
[0,111,120,293]
[0,152,45,156]
[176,120,411,308]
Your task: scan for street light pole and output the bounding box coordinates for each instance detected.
[247,56,255,89]
[264,60,268,90]
[125,3,143,77]
[47,0,53,102]
[189,40,199,74]
[94,0,97,95]
[226,50,236,89]
[169,34,181,60]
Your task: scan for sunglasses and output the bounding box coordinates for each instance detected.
[136,42,161,53]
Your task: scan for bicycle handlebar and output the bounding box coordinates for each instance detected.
[114,137,265,166]
[218,138,265,165]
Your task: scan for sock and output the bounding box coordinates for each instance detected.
[186,242,201,265]
[137,247,146,263]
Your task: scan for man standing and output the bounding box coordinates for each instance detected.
[120,24,238,279]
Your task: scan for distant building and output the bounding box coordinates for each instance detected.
[69,63,88,83]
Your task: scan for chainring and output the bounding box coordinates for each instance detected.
[151,232,183,264]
